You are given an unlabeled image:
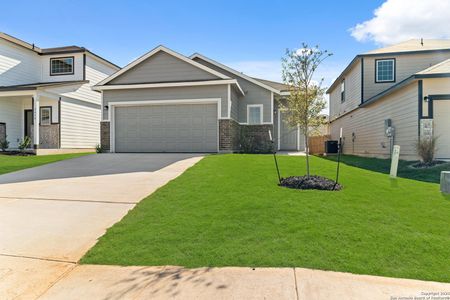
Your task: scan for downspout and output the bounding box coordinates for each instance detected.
[360,57,364,104]
[58,97,61,149]
[418,80,423,137]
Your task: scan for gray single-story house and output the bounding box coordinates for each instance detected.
[93,45,304,153]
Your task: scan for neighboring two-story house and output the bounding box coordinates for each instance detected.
[94,45,301,153]
[0,33,119,154]
[328,39,450,160]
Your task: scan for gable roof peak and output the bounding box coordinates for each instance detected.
[190,52,281,94]
[97,45,230,86]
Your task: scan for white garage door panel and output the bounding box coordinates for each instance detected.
[434,101,450,159]
[115,103,218,153]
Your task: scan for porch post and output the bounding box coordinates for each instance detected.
[33,93,40,148]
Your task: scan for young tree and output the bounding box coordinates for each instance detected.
[281,43,332,177]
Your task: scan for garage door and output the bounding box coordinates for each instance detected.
[114,103,218,153]
[434,100,450,159]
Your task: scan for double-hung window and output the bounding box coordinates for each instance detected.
[341,79,345,103]
[40,107,51,125]
[375,59,395,83]
[247,105,263,125]
[50,57,74,75]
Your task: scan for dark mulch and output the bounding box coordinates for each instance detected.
[0,151,34,156]
[411,160,447,169]
[279,175,342,191]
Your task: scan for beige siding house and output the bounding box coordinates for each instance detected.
[328,39,450,160]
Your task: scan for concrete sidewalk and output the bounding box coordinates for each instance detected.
[0,154,204,300]
[39,265,450,300]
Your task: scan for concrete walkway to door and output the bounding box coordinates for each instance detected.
[0,153,203,300]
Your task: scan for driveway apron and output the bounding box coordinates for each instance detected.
[0,153,203,299]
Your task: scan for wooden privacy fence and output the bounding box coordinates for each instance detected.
[308,135,330,154]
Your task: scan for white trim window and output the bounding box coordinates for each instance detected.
[375,59,395,83]
[247,104,263,125]
[40,107,51,125]
[50,56,74,75]
[340,79,345,103]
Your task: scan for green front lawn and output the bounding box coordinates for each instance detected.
[0,152,91,175]
[82,154,450,282]
[323,154,450,183]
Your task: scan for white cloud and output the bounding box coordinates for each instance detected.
[350,0,450,45]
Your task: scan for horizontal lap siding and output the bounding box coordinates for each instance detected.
[0,98,23,148]
[330,82,418,159]
[55,56,116,106]
[193,57,273,123]
[103,85,228,119]
[230,86,240,121]
[363,52,450,100]
[329,60,361,119]
[109,51,219,85]
[60,100,101,148]
[0,39,40,85]
[40,53,84,82]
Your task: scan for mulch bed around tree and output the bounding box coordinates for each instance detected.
[279,175,342,191]
[410,160,447,169]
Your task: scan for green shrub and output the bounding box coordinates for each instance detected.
[239,127,273,154]
[18,136,32,152]
[0,136,9,152]
[95,144,104,154]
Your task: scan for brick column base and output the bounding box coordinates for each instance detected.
[100,121,110,151]
[219,119,240,151]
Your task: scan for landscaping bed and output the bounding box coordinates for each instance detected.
[323,154,450,183]
[82,154,450,283]
[279,175,341,191]
[0,150,35,156]
[410,160,447,169]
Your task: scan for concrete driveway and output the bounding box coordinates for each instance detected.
[0,153,203,299]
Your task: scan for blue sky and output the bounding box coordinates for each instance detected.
[2,0,446,86]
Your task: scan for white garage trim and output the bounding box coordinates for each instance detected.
[227,84,231,118]
[93,79,245,95]
[109,98,221,153]
[270,92,274,124]
[277,108,281,150]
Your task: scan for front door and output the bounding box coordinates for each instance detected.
[434,100,450,159]
[279,110,299,150]
[24,110,33,146]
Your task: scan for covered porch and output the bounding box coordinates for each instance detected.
[0,88,61,152]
